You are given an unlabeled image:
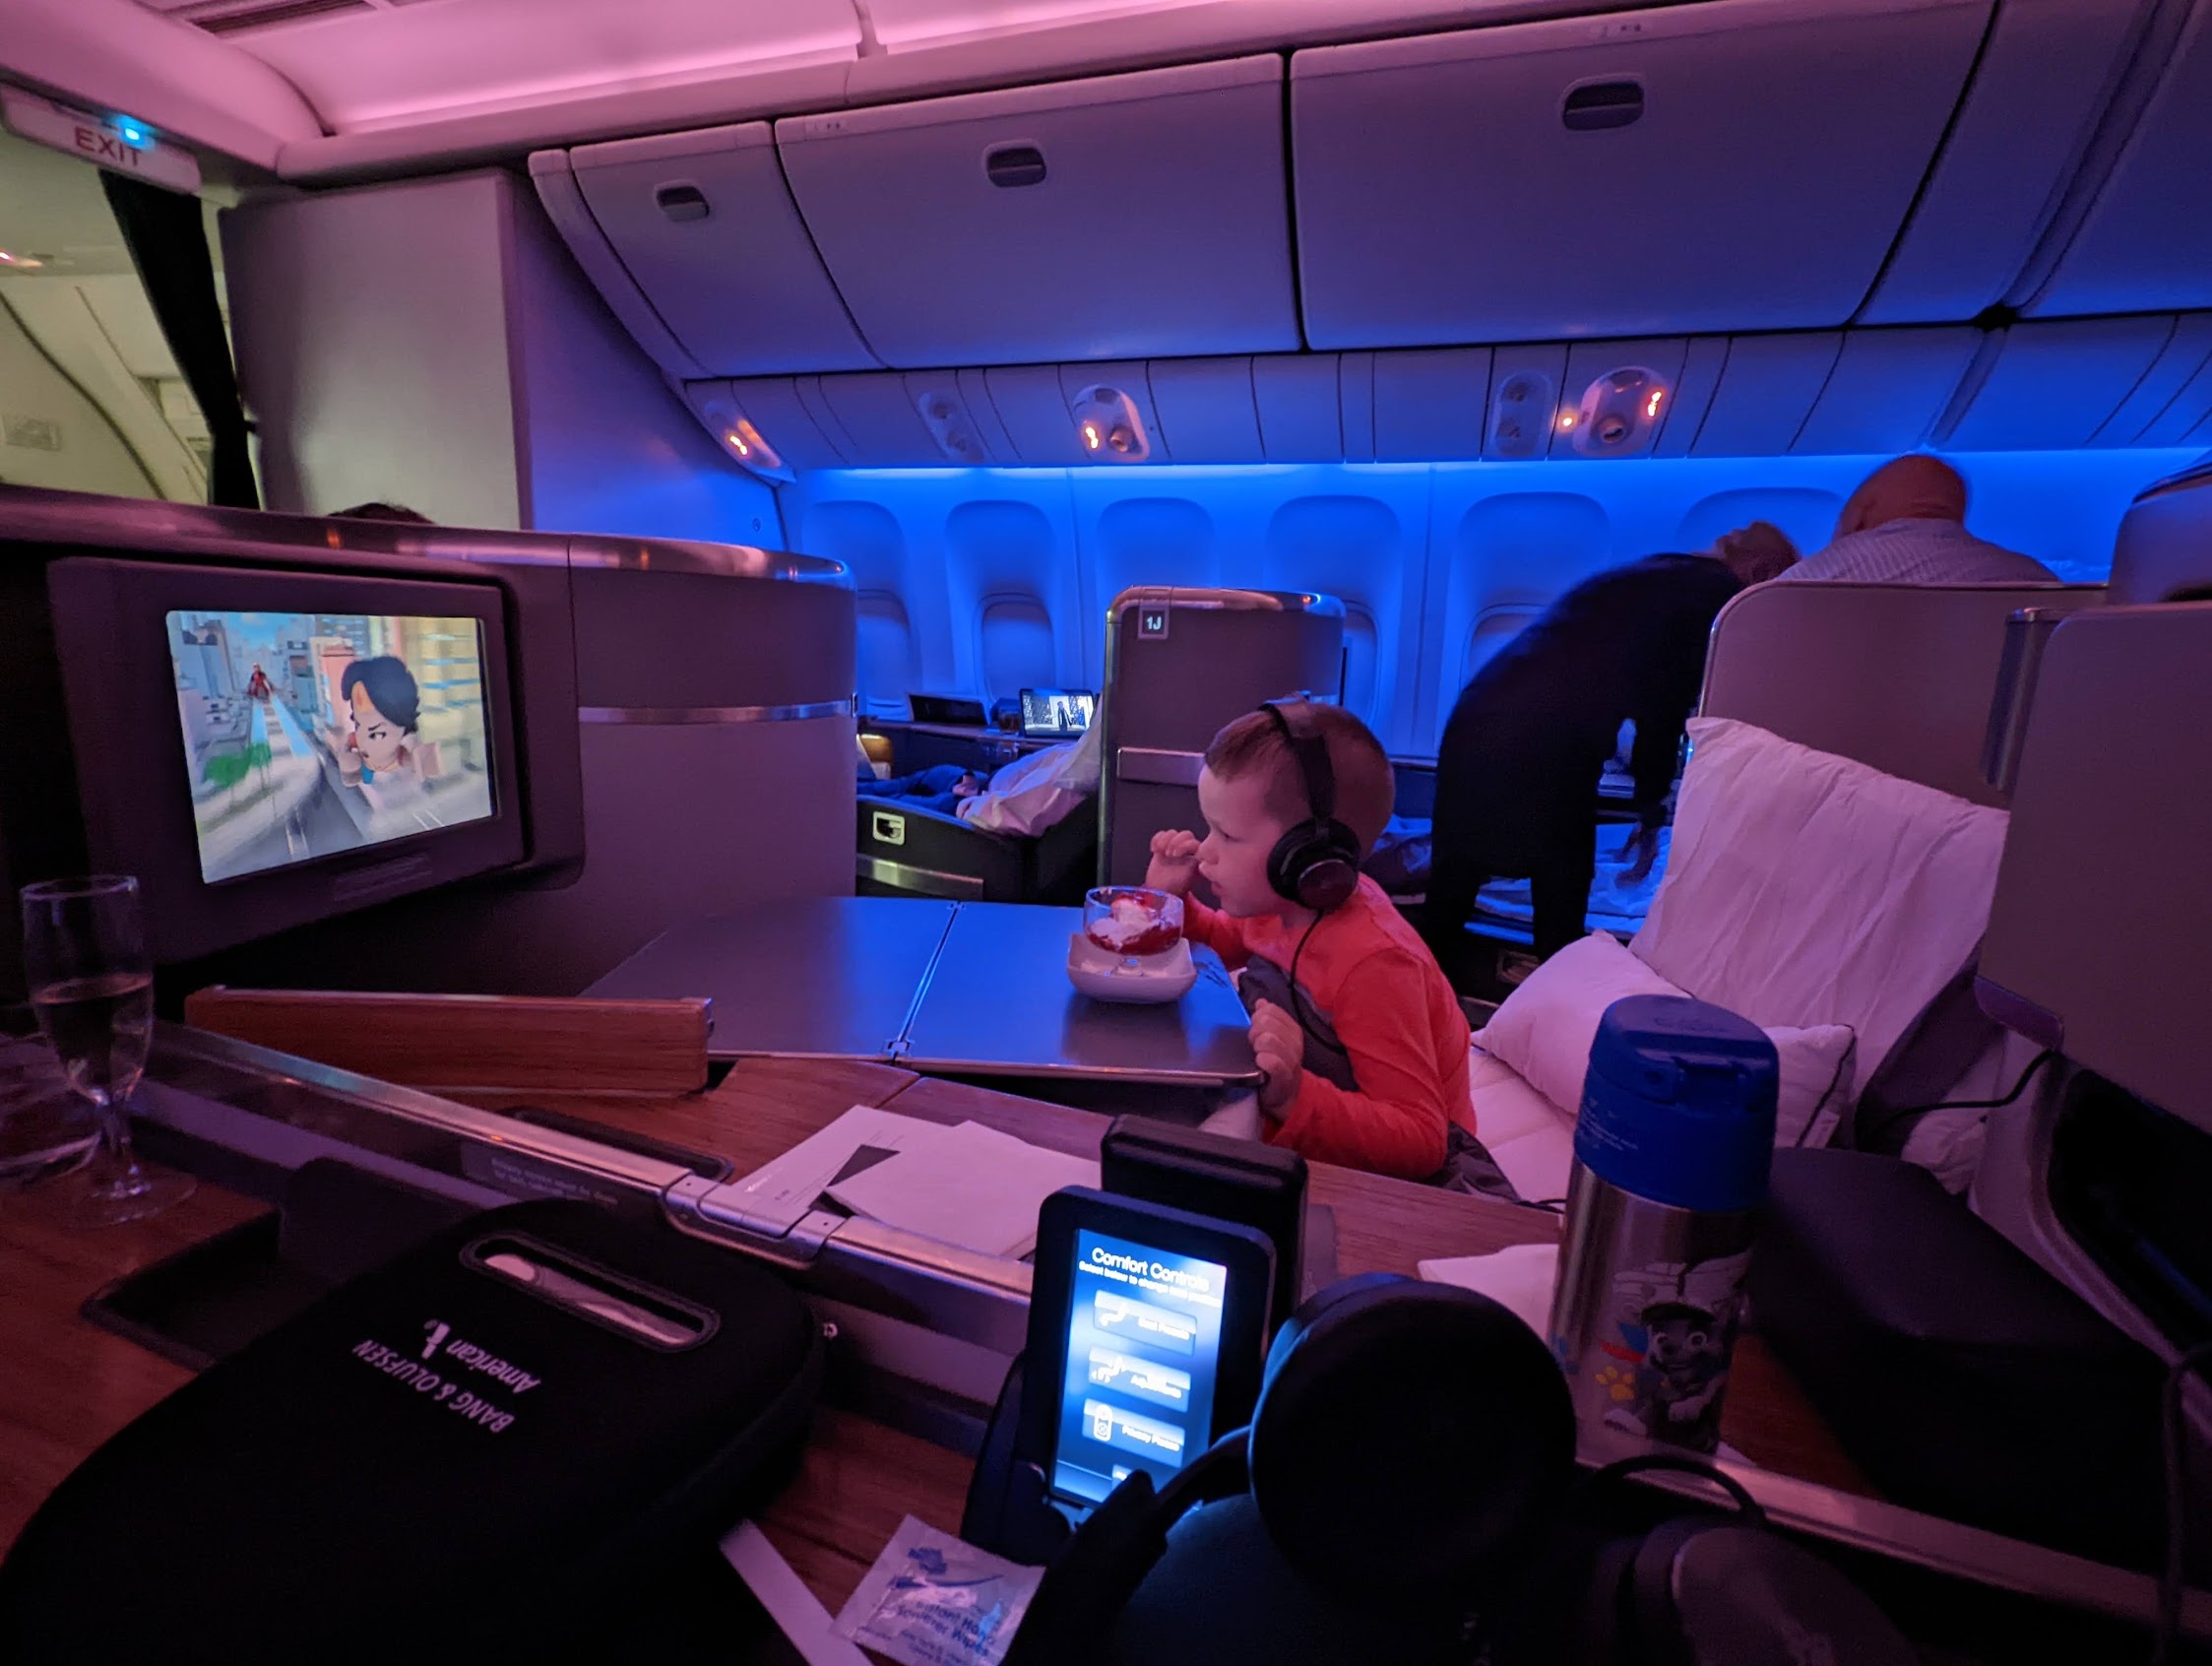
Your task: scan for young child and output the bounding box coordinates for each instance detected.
[1146,703,1473,1181]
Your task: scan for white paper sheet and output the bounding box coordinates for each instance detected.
[1416,1242,1560,1340]
[825,1121,1099,1259]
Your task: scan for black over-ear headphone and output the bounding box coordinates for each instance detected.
[1004,1274,1918,1666]
[1258,702,1361,913]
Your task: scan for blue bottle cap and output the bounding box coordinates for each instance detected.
[1575,994,1778,1214]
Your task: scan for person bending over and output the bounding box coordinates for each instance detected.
[1425,524,1800,971]
[1145,703,1473,1183]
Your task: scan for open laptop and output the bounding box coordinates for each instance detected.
[1019,688,1097,739]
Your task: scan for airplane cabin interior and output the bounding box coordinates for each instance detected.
[0,0,2209,1659]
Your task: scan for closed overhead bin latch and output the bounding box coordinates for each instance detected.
[1562,81,1644,132]
[654,183,711,223]
[984,144,1047,188]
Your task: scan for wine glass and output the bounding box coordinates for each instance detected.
[20,876,194,1225]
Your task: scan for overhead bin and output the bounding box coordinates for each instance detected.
[1940,317,2177,451]
[543,126,877,378]
[1858,0,2151,324]
[1289,0,1991,350]
[2024,0,2212,318]
[775,57,1299,369]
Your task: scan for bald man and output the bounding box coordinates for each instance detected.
[1776,456,2058,585]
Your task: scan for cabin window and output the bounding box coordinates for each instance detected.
[0,129,231,505]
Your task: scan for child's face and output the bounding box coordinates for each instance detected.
[1196,766,1294,918]
[349,684,407,772]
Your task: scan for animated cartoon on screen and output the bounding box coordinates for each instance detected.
[336,656,437,786]
[1589,1250,1750,1449]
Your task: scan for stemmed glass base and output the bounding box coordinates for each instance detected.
[71,1149,196,1227]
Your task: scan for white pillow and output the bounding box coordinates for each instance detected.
[1633,717,2008,1083]
[1475,930,1856,1148]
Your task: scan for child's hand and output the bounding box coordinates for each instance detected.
[1250,1000,1303,1119]
[1145,829,1201,896]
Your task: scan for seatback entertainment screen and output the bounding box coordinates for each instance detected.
[1049,1228,1230,1506]
[166,609,495,883]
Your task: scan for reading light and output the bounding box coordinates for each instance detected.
[0,250,42,269]
[1558,413,1577,430]
[1083,421,1102,450]
[721,416,781,471]
[1646,390,1664,417]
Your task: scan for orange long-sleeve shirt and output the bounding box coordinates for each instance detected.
[1183,876,1473,1181]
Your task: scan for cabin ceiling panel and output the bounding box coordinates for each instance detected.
[230,0,859,133]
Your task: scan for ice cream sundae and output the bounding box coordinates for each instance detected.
[1084,886,1183,959]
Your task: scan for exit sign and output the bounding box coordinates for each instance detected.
[0,89,202,195]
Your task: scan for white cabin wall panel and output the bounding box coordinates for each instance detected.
[1291,0,1991,350]
[223,172,525,529]
[791,450,2190,744]
[1075,484,1229,687]
[781,488,952,714]
[775,57,1299,367]
[1942,316,2177,451]
[0,293,161,499]
[2095,315,2212,446]
[1253,356,1346,462]
[815,373,946,464]
[509,182,785,543]
[1649,337,1729,458]
[1792,327,1979,455]
[1145,358,1263,463]
[1689,333,1843,458]
[1859,0,2154,324]
[720,378,853,468]
[1256,475,1433,746]
[1371,350,1493,463]
[983,365,1091,465]
[562,123,879,376]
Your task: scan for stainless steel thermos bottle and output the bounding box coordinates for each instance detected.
[1548,994,1779,1455]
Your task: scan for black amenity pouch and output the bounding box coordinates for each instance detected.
[0,1198,823,1663]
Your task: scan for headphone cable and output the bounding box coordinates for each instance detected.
[2153,1340,2212,1665]
[1858,1047,2058,1151]
[1284,910,1326,1052]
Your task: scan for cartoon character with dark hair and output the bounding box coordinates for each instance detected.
[245,663,273,701]
[339,655,421,784]
[1633,1300,1732,1449]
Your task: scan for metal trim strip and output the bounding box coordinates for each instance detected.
[578,699,855,725]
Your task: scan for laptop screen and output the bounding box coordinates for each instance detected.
[1021,688,1096,738]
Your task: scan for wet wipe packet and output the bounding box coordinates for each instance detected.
[833,1515,1043,1666]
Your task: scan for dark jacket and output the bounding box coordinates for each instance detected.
[1433,553,1742,863]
